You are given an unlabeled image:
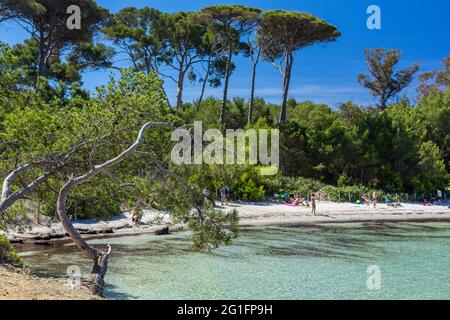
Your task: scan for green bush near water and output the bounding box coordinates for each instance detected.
[0,235,24,268]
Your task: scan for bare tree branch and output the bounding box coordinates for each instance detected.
[55,122,172,295]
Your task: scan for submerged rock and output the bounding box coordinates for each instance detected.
[155,227,170,236]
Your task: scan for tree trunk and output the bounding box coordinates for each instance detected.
[379,95,387,110]
[248,51,260,125]
[90,247,111,295]
[159,82,171,109]
[37,30,47,86]
[197,57,212,112]
[279,52,293,123]
[56,122,170,295]
[176,69,186,110]
[221,47,233,127]
[57,178,109,295]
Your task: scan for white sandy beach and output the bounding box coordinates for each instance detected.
[226,201,450,226]
[4,201,450,243]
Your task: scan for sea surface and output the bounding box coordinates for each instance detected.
[19,222,450,300]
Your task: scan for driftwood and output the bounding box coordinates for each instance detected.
[56,122,171,295]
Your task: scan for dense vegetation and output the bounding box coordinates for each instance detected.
[0,1,449,224]
[0,1,448,294]
[0,234,23,267]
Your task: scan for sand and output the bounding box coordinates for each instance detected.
[225,201,450,226]
[0,266,99,300]
[4,201,450,243]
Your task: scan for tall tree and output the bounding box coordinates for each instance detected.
[246,36,262,124]
[258,10,341,122]
[102,7,171,106]
[194,29,230,112]
[193,5,261,126]
[358,48,419,110]
[0,0,112,86]
[417,54,450,97]
[103,7,164,76]
[160,12,207,109]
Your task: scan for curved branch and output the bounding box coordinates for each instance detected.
[1,163,34,203]
[0,141,87,215]
[56,122,171,259]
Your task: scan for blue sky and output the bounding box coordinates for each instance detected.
[0,0,449,107]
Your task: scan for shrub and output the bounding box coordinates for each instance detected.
[0,235,25,267]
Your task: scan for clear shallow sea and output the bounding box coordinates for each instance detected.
[19,222,450,300]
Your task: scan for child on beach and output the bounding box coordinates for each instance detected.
[310,192,317,215]
[294,194,307,206]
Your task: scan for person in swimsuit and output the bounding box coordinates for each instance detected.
[310,192,317,216]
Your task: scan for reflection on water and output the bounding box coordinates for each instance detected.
[18,222,450,300]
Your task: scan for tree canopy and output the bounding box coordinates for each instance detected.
[0,0,113,86]
[358,48,419,110]
[258,10,341,122]
[194,5,262,126]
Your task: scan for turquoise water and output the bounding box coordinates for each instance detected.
[20,222,450,300]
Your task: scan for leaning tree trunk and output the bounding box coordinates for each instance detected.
[197,57,213,112]
[56,122,170,295]
[280,53,293,123]
[175,54,187,110]
[221,48,233,127]
[176,69,186,110]
[248,51,260,125]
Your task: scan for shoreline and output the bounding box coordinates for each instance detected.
[234,201,450,227]
[3,201,450,300]
[4,201,450,244]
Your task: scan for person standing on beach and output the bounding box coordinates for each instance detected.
[310,192,317,216]
[220,186,230,206]
[372,191,378,208]
[437,189,443,202]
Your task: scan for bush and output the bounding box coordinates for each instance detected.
[261,176,385,202]
[0,235,24,267]
[187,164,267,201]
[237,172,266,201]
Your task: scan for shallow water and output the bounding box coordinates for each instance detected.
[19,222,450,300]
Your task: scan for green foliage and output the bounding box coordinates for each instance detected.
[178,95,449,194]
[0,235,24,267]
[358,49,419,110]
[103,7,165,75]
[418,55,449,97]
[261,175,381,202]
[0,0,113,85]
[258,10,341,122]
[189,207,239,251]
[258,10,341,55]
[187,164,267,201]
[237,172,266,200]
[0,3,449,258]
